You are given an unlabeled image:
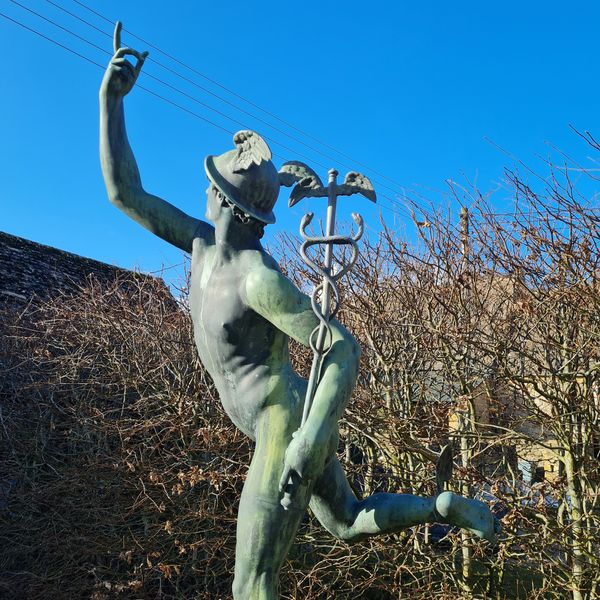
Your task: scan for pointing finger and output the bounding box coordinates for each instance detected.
[113,21,122,54]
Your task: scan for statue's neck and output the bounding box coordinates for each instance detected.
[214,218,261,258]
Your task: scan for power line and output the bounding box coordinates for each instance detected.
[0,11,105,69]
[0,10,234,135]
[27,1,417,220]
[0,7,409,221]
[43,0,405,200]
[6,2,416,221]
[12,0,326,170]
[9,2,545,236]
[43,0,410,202]
[45,0,108,38]
[70,0,408,191]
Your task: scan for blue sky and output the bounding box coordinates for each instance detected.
[2,0,599,284]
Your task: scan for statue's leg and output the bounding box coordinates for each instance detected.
[310,456,498,543]
[232,405,312,600]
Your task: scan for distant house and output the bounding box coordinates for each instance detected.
[444,273,564,484]
[389,272,568,485]
[448,384,561,484]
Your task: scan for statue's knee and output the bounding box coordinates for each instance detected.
[327,517,369,543]
[325,510,362,543]
[434,491,457,520]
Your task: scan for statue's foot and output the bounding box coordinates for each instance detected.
[434,491,501,543]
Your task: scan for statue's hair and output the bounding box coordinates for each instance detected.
[212,186,266,239]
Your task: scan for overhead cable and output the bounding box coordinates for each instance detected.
[0,6,419,221]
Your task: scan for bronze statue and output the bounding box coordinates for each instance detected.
[99,23,498,600]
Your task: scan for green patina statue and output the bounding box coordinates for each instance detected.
[99,24,498,600]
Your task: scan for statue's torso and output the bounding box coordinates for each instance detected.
[188,237,296,438]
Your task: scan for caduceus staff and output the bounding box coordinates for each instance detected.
[278,162,377,509]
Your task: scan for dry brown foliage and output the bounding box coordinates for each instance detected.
[0,274,477,600]
[2,138,600,599]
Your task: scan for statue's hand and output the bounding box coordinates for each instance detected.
[100,21,148,99]
[278,429,326,505]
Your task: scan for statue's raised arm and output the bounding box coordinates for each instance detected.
[99,22,213,252]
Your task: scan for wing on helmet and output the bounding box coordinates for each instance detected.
[232,130,272,173]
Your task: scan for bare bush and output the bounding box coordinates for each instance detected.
[2,138,600,599]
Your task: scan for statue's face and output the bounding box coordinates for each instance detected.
[205,184,220,222]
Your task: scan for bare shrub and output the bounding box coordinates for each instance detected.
[2,135,600,599]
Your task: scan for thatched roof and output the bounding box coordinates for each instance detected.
[0,231,159,306]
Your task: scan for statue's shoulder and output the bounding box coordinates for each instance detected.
[244,251,305,316]
[235,245,274,269]
[190,238,215,277]
[243,249,281,282]
[192,222,216,249]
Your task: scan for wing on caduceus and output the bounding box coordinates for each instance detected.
[337,172,377,203]
[232,130,272,172]
[278,161,327,207]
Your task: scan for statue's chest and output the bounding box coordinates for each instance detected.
[189,250,245,347]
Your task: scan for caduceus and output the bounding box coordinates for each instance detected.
[278,162,376,509]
